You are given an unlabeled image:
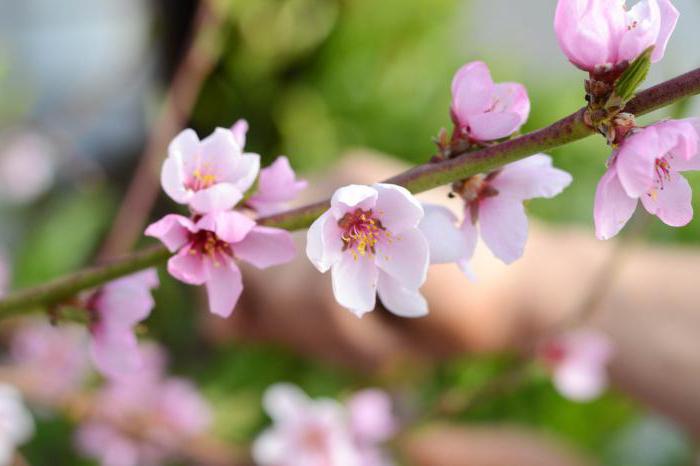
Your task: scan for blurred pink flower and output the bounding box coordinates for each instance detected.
[161,127,260,214]
[248,156,308,215]
[420,155,572,274]
[306,184,429,318]
[87,269,159,379]
[76,344,211,466]
[540,329,614,402]
[10,322,89,402]
[0,383,34,466]
[146,211,295,317]
[554,0,679,72]
[450,61,530,142]
[594,118,700,239]
[0,131,56,205]
[253,384,396,466]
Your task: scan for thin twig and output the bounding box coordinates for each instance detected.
[98,0,227,260]
[0,68,698,316]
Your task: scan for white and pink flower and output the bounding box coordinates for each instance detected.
[161,127,260,214]
[539,329,614,402]
[0,383,34,466]
[306,184,429,318]
[594,118,700,239]
[450,61,530,142]
[86,269,159,379]
[554,0,679,72]
[146,211,295,317]
[420,155,572,274]
[253,384,396,466]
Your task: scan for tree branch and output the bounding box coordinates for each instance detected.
[0,67,698,317]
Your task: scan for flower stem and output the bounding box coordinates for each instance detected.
[0,67,698,317]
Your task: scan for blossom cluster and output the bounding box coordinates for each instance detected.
[146,122,303,317]
[253,384,397,466]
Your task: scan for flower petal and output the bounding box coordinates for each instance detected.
[331,254,378,317]
[492,154,573,200]
[616,126,660,198]
[554,363,607,402]
[144,214,195,252]
[418,204,471,264]
[196,211,256,244]
[90,326,141,379]
[375,228,429,289]
[263,383,310,421]
[640,171,693,227]
[492,82,530,124]
[594,165,638,240]
[161,153,190,204]
[168,248,208,285]
[230,119,249,149]
[230,153,261,194]
[168,129,200,160]
[467,112,523,141]
[306,211,341,273]
[651,0,679,62]
[373,183,424,231]
[377,271,427,318]
[235,226,296,269]
[204,260,243,318]
[450,61,494,121]
[190,183,243,213]
[478,195,528,264]
[330,185,378,219]
[617,0,661,64]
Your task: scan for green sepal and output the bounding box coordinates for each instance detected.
[609,46,654,107]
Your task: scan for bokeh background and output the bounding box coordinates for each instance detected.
[1,0,700,465]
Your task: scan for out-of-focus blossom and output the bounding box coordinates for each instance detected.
[146,212,295,317]
[253,384,396,466]
[554,0,679,72]
[9,321,89,402]
[0,131,56,205]
[230,119,249,148]
[420,155,572,274]
[87,269,159,379]
[306,184,429,318]
[75,343,211,466]
[594,118,700,239]
[0,383,34,466]
[539,329,614,402]
[248,156,308,215]
[450,61,530,142]
[161,127,260,214]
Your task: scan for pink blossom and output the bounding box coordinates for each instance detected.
[253,384,396,466]
[0,383,34,466]
[420,155,572,273]
[9,322,90,401]
[230,118,249,148]
[554,0,679,72]
[161,127,260,214]
[594,118,700,239]
[306,184,429,318]
[76,344,212,466]
[248,156,308,215]
[451,61,530,142]
[87,269,159,379]
[539,329,614,402]
[145,211,296,317]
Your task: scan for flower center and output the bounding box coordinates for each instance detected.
[648,157,673,200]
[337,208,389,260]
[187,230,233,266]
[186,167,217,191]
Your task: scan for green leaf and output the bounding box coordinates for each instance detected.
[611,46,654,106]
